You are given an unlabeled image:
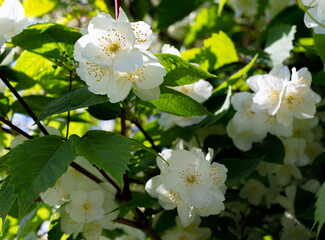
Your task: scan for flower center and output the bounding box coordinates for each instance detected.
[186,175,196,184]
[285,94,304,112]
[108,43,120,53]
[178,163,202,187]
[83,202,92,210]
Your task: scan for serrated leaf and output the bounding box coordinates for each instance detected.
[0,179,16,230]
[87,101,120,120]
[70,132,137,187]
[5,136,77,215]
[265,25,296,66]
[218,157,262,180]
[314,34,325,65]
[156,53,215,87]
[37,87,109,122]
[17,204,41,239]
[245,134,285,164]
[23,0,57,17]
[139,87,210,117]
[315,182,325,238]
[12,23,81,60]
[156,0,205,29]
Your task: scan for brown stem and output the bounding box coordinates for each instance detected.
[132,119,161,152]
[0,72,49,135]
[94,165,122,195]
[0,115,33,139]
[115,217,161,240]
[120,106,126,136]
[70,162,102,183]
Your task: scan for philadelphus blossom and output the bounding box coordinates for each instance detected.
[159,44,213,130]
[247,65,321,127]
[145,148,227,227]
[74,8,166,103]
[0,0,28,46]
[302,0,325,34]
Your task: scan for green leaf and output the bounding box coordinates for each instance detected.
[156,53,215,87]
[184,5,235,46]
[70,131,137,187]
[264,25,296,66]
[12,96,53,118]
[214,54,258,94]
[12,23,81,60]
[156,0,205,29]
[17,204,41,239]
[23,0,57,17]
[139,87,210,117]
[14,51,81,95]
[116,192,160,210]
[0,65,36,91]
[37,87,109,122]
[218,157,263,180]
[218,0,228,15]
[87,101,120,120]
[0,179,16,230]
[183,32,238,71]
[315,182,325,238]
[6,136,77,215]
[314,34,325,64]
[245,134,285,164]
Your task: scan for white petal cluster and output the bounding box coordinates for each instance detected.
[145,148,227,227]
[0,0,28,46]
[227,64,320,151]
[40,157,119,240]
[227,0,258,17]
[74,8,166,103]
[159,44,213,130]
[302,0,325,34]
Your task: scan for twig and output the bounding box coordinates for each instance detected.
[0,72,49,136]
[66,70,73,138]
[0,115,33,139]
[132,119,161,152]
[94,165,122,195]
[120,106,126,136]
[70,162,102,183]
[115,0,121,20]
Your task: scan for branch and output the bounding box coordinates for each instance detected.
[94,165,122,195]
[0,72,49,136]
[0,115,33,139]
[120,106,126,136]
[70,162,102,183]
[115,0,121,20]
[132,119,161,152]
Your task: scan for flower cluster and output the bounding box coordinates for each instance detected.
[0,0,28,47]
[145,147,227,227]
[227,64,321,151]
[40,157,119,240]
[74,8,166,103]
[302,0,325,34]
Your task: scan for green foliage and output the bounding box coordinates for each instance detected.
[156,53,215,87]
[314,34,325,65]
[0,179,15,228]
[0,65,35,91]
[87,101,121,120]
[70,131,137,187]
[5,136,76,215]
[315,182,325,238]
[217,157,263,180]
[117,192,160,210]
[156,0,205,29]
[12,96,53,118]
[23,0,57,17]
[182,31,238,71]
[37,87,109,122]
[139,87,210,117]
[12,23,81,60]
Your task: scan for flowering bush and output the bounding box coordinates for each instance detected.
[0,0,325,239]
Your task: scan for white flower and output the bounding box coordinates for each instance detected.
[280,213,309,240]
[145,148,227,227]
[302,0,325,34]
[65,190,105,223]
[247,65,320,127]
[0,0,28,46]
[283,138,309,166]
[226,118,266,151]
[60,211,83,239]
[227,0,258,17]
[239,179,267,205]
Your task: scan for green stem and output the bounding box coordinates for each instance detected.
[297,0,325,29]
